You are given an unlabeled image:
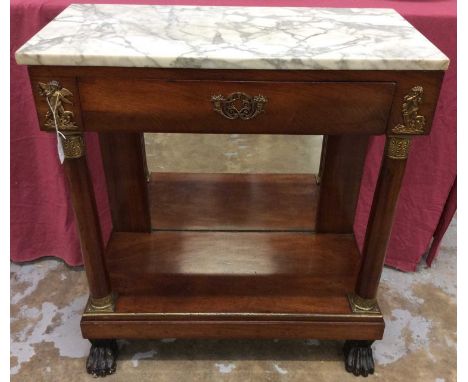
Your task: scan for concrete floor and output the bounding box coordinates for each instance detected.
[10,134,456,381]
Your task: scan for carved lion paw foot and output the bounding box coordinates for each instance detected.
[343,340,375,377]
[86,339,118,378]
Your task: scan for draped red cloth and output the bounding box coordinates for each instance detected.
[11,0,456,270]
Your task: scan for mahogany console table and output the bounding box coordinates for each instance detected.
[16,4,448,377]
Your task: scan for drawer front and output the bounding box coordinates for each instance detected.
[79,79,395,135]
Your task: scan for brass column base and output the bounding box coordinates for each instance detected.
[85,293,116,314]
[347,293,381,315]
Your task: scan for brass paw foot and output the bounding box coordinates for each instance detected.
[343,340,375,377]
[86,339,118,378]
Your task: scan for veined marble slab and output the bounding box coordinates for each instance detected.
[15,4,449,70]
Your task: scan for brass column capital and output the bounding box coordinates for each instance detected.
[61,133,86,159]
[387,136,411,160]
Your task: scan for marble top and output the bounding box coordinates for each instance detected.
[15,4,449,71]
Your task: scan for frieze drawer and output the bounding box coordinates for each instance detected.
[78,79,395,135]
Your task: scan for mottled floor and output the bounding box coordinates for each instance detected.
[11,134,456,381]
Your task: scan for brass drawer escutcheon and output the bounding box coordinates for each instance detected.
[211,92,267,120]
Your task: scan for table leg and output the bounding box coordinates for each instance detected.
[61,133,114,311]
[352,136,411,305]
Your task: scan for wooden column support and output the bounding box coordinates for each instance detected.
[62,133,115,312]
[35,79,115,312]
[99,132,151,232]
[316,135,369,233]
[354,136,411,305]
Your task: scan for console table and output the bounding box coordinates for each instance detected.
[15,4,448,378]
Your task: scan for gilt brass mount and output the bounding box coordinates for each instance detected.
[387,136,411,160]
[347,293,381,315]
[85,293,116,314]
[38,80,78,131]
[38,80,85,160]
[392,86,426,135]
[211,92,267,120]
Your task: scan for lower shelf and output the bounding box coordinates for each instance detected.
[81,231,384,340]
[149,172,318,231]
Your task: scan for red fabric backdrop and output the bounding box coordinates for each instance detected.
[11,0,456,271]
